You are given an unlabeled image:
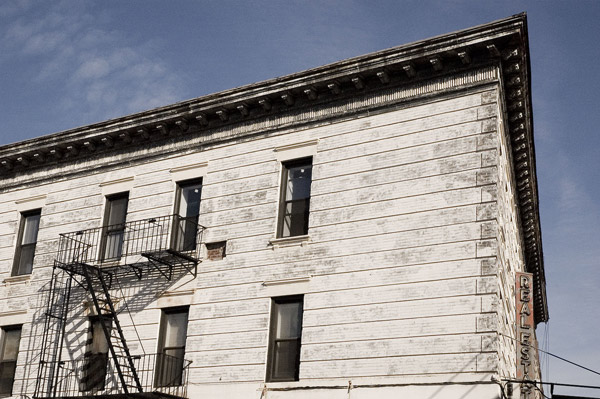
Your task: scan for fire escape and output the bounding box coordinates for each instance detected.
[34,215,203,399]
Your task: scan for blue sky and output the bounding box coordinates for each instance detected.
[1,0,599,396]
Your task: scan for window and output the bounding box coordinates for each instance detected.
[277,158,312,238]
[266,296,303,382]
[173,179,202,252]
[101,193,129,261]
[0,326,22,398]
[156,307,189,387]
[12,209,41,276]
[80,318,111,392]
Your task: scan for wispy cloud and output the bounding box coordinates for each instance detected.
[1,0,184,126]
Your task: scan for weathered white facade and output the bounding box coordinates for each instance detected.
[0,14,547,399]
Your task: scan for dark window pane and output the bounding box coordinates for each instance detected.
[275,302,302,339]
[0,362,16,396]
[272,340,301,381]
[0,326,21,397]
[15,243,35,275]
[107,197,128,227]
[283,199,309,237]
[286,165,312,200]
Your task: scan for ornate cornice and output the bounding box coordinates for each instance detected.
[0,13,548,323]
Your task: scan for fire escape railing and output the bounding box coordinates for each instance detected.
[44,353,191,399]
[57,214,204,274]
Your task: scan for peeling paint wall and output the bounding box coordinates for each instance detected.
[0,76,511,398]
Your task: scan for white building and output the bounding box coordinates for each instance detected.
[0,14,548,399]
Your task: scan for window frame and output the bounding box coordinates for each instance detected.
[172,179,203,252]
[0,325,22,398]
[100,192,129,262]
[266,295,304,382]
[155,306,189,387]
[276,158,312,238]
[12,209,41,276]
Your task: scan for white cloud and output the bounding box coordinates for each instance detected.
[1,1,185,125]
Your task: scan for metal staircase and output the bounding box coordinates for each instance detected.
[34,214,202,399]
[80,264,142,395]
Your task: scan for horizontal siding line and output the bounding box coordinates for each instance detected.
[303,294,494,314]
[205,160,275,176]
[192,279,495,309]
[190,311,268,322]
[301,331,496,346]
[195,255,488,287]
[311,166,488,199]
[126,189,173,201]
[37,204,103,218]
[301,332,495,347]
[303,311,495,329]
[187,328,266,338]
[202,171,278,187]
[185,346,265,354]
[310,199,496,229]
[312,148,492,183]
[200,200,276,214]
[305,219,490,248]
[131,179,174,190]
[300,370,496,381]
[301,350,498,364]
[190,283,496,307]
[312,130,486,168]
[187,362,265,369]
[201,186,278,202]
[314,96,491,148]
[201,216,274,230]
[214,208,489,254]
[198,108,489,176]
[197,233,489,260]
[316,114,491,156]
[216,207,493,257]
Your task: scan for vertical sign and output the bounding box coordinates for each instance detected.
[516,272,534,396]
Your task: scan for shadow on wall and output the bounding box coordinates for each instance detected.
[19,259,193,397]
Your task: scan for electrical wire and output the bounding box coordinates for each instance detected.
[498,332,600,377]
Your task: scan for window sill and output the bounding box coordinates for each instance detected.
[3,274,32,285]
[269,235,310,249]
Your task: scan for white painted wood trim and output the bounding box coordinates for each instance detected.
[157,289,195,308]
[269,235,310,249]
[170,162,208,182]
[100,176,135,195]
[0,309,28,326]
[274,140,318,162]
[261,276,311,297]
[15,194,46,211]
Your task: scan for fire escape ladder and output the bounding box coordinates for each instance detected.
[35,265,73,398]
[81,264,143,395]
